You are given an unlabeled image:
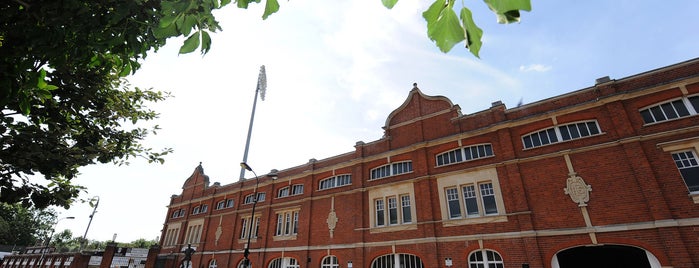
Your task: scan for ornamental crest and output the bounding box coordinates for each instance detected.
[327,209,338,238]
[564,173,592,207]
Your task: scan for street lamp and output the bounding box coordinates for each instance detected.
[81,196,100,250]
[240,162,277,268]
[39,216,75,266]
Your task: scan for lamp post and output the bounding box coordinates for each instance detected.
[39,216,75,266]
[81,195,100,250]
[239,162,277,268]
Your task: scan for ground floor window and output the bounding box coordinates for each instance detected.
[371,253,423,268]
[468,250,503,268]
[269,257,299,268]
[321,256,339,268]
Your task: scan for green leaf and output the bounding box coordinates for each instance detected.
[483,0,531,23]
[118,62,132,77]
[237,0,250,8]
[201,31,212,54]
[262,0,280,20]
[153,23,178,39]
[423,0,464,53]
[382,0,399,9]
[179,31,200,54]
[460,7,483,58]
[221,0,232,6]
[159,15,177,28]
[181,15,197,36]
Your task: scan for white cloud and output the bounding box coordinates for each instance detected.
[519,64,552,72]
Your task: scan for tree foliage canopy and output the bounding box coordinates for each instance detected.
[0,0,528,209]
[0,203,55,246]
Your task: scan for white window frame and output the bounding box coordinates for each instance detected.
[291,184,304,195]
[437,168,507,226]
[244,193,266,204]
[370,161,413,180]
[239,215,260,240]
[321,256,339,268]
[522,120,602,149]
[639,95,699,124]
[659,138,699,204]
[319,174,352,190]
[468,249,504,268]
[368,182,417,233]
[269,257,299,268]
[436,143,494,166]
[184,219,204,244]
[273,208,300,240]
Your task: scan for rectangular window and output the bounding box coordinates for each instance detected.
[240,218,249,239]
[401,195,412,223]
[275,214,283,236]
[292,184,304,195]
[226,199,234,208]
[375,199,385,227]
[462,185,479,216]
[480,183,498,215]
[278,187,290,198]
[387,197,398,225]
[672,150,699,192]
[216,201,226,210]
[275,210,300,236]
[200,204,208,213]
[446,188,461,218]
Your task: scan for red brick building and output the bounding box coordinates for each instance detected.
[158,59,699,268]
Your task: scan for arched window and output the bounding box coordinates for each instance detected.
[468,250,504,268]
[321,256,339,268]
[371,253,423,268]
[238,259,250,268]
[208,259,217,268]
[268,257,299,268]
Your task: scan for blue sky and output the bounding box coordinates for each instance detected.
[56,1,699,242]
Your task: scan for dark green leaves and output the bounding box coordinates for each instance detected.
[460,7,483,57]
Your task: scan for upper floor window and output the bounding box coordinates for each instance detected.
[446,182,499,219]
[184,220,204,244]
[164,226,180,246]
[640,95,699,124]
[274,209,300,238]
[291,184,304,195]
[171,209,185,218]
[239,215,260,239]
[522,120,601,149]
[374,194,413,227]
[468,250,504,268]
[216,199,234,210]
[672,150,699,192]
[191,204,208,215]
[436,143,494,166]
[278,185,304,198]
[319,174,352,190]
[243,192,266,204]
[370,161,413,180]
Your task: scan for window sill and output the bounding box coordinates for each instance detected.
[237,238,258,244]
[369,223,417,234]
[442,215,508,227]
[273,235,298,241]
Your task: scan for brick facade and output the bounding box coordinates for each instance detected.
[159,59,699,268]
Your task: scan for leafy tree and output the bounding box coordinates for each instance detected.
[0,203,56,246]
[0,0,528,208]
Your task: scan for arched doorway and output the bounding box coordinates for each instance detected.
[552,245,660,268]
